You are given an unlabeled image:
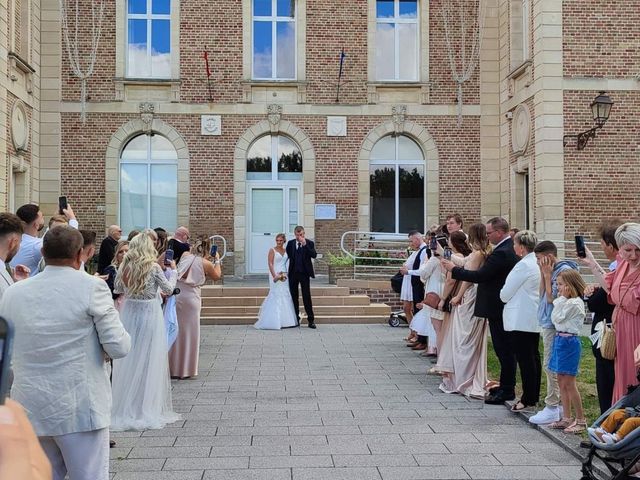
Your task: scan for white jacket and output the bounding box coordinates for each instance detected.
[500,252,541,333]
[0,266,131,436]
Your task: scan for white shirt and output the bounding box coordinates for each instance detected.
[10,219,79,277]
[0,258,13,300]
[407,242,429,276]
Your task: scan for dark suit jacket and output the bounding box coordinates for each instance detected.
[451,237,519,320]
[97,236,118,274]
[286,239,317,278]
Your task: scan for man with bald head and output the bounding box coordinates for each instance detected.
[169,226,191,265]
[97,225,122,274]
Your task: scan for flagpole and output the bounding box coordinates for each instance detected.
[336,48,346,103]
[203,47,213,102]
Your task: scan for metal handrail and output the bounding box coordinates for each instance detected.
[339,231,613,280]
[209,235,228,261]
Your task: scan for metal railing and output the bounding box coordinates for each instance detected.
[339,231,612,280]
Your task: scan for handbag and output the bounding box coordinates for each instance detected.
[600,322,616,360]
[390,271,404,294]
[424,292,441,309]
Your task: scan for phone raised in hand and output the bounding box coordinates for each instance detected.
[210,244,218,258]
[58,196,68,214]
[164,248,174,266]
[443,247,452,260]
[575,235,586,258]
[429,236,437,250]
[0,317,14,404]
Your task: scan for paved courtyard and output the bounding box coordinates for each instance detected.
[109,325,582,480]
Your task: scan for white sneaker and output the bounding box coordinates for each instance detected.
[529,406,561,425]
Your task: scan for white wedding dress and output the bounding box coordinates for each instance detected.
[254,249,298,330]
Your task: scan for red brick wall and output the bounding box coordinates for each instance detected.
[563,1,640,78]
[563,90,640,238]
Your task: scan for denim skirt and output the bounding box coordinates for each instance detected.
[548,334,581,376]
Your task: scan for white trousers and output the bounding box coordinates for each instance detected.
[39,427,109,480]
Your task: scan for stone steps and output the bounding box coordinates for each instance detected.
[201,304,390,316]
[200,315,388,325]
[201,295,371,307]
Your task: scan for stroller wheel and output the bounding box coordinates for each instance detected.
[388,316,401,328]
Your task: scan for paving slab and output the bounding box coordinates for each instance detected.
[109,324,582,479]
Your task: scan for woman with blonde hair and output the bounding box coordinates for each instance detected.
[169,235,222,378]
[111,230,180,431]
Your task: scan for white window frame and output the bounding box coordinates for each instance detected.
[246,134,303,181]
[119,134,178,231]
[375,0,420,82]
[125,0,172,79]
[370,135,425,234]
[251,0,298,80]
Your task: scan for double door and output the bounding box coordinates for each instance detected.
[248,185,300,274]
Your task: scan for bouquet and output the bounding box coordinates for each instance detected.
[274,272,287,282]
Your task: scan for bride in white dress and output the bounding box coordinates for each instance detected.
[254,234,298,330]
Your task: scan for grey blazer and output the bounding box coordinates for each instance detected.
[0,266,131,436]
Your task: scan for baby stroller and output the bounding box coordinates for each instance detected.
[388,271,408,328]
[582,378,640,480]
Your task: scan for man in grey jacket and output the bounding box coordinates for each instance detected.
[0,225,131,480]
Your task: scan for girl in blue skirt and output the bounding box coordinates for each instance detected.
[548,269,587,434]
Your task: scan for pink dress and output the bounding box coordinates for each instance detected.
[169,254,206,378]
[606,261,640,403]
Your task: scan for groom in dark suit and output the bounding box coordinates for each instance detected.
[286,226,317,329]
[442,217,520,404]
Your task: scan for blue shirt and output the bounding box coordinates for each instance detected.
[538,260,579,329]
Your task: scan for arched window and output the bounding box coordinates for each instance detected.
[120,134,178,233]
[370,135,424,233]
[246,134,302,181]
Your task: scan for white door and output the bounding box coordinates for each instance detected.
[248,186,299,274]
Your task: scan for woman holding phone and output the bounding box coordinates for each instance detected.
[169,235,221,379]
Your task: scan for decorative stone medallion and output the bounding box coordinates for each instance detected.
[326,116,347,137]
[11,101,29,152]
[511,103,531,157]
[201,115,222,136]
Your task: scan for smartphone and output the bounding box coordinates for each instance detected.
[575,235,586,258]
[210,244,218,257]
[429,236,437,250]
[437,235,449,248]
[164,248,174,265]
[444,247,452,260]
[0,317,14,405]
[58,196,68,214]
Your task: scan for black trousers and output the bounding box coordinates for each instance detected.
[509,331,541,406]
[289,272,314,324]
[593,350,615,414]
[488,317,517,395]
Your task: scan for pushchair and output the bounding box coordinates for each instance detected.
[388,271,408,327]
[582,379,640,480]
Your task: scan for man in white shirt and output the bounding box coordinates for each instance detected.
[0,225,131,480]
[10,203,78,277]
[0,212,30,299]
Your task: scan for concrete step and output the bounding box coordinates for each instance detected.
[201,304,390,317]
[201,286,350,297]
[200,315,389,325]
[202,295,371,307]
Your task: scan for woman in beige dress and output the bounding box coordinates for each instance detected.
[169,236,221,379]
[439,224,491,398]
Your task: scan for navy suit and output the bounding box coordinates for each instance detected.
[451,237,520,396]
[286,238,317,325]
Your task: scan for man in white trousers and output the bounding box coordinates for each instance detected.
[0,225,131,480]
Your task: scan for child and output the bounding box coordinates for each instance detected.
[548,269,587,434]
[589,408,640,444]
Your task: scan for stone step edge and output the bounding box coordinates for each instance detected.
[200,315,389,325]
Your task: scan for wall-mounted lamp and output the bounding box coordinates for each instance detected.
[563,91,614,150]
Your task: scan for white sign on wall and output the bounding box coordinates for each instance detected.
[326,116,347,137]
[201,115,222,136]
[315,204,337,220]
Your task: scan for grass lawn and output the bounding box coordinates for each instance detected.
[487,336,600,425]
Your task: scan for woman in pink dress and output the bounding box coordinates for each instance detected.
[169,236,221,379]
[588,223,640,403]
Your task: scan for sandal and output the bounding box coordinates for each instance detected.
[427,367,443,376]
[564,419,587,435]
[510,401,534,412]
[549,417,574,430]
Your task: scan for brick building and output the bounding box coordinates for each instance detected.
[1,0,638,275]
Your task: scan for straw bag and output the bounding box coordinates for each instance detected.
[600,323,616,360]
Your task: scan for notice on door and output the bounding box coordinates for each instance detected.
[315,204,337,220]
